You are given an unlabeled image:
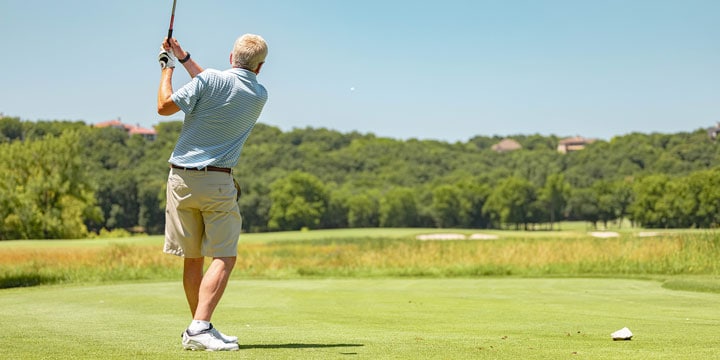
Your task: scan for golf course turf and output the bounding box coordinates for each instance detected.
[2,278,719,359]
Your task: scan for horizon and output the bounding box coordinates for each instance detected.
[3,114,715,144]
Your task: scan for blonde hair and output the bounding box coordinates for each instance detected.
[232,34,268,71]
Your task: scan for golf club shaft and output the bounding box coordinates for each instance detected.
[167,0,177,44]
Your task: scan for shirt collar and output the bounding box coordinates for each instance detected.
[228,67,257,80]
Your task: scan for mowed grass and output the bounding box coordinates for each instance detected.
[2,227,720,358]
[2,278,720,359]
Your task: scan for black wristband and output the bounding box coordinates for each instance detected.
[179,52,191,64]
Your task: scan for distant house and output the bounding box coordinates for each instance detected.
[127,126,157,140]
[94,118,157,141]
[557,136,595,154]
[491,138,522,153]
[94,119,126,131]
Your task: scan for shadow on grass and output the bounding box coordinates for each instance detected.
[239,343,364,350]
[663,278,720,294]
[0,274,59,289]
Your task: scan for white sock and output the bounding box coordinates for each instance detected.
[188,320,211,333]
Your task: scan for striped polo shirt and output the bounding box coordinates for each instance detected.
[169,68,268,169]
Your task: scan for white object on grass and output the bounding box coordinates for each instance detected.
[611,327,633,341]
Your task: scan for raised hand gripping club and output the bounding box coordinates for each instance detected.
[159,0,178,69]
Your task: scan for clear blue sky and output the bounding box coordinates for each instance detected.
[1,0,718,142]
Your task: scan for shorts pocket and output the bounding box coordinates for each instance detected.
[169,173,191,198]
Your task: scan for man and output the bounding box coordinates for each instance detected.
[157,34,268,351]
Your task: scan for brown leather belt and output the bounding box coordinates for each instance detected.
[171,164,232,174]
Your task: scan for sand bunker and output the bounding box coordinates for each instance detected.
[416,233,500,241]
[416,233,466,240]
[589,231,620,238]
[469,233,500,240]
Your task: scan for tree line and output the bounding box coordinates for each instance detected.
[1,115,719,239]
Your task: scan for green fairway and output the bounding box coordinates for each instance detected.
[2,278,719,359]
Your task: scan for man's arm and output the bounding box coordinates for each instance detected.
[176,49,204,79]
[168,38,204,78]
[157,67,181,115]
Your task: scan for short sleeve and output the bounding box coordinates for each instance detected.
[171,73,207,114]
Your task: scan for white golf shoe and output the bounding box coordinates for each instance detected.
[182,325,239,351]
[209,326,238,344]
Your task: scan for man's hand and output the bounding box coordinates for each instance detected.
[157,39,181,115]
[158,45,176,69]
[166,38,188,62]
[165,37,203,78]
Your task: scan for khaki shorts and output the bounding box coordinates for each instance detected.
[164,168,242,258]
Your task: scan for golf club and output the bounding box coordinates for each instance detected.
[167,0,177,45]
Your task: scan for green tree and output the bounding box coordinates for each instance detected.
[462,180,492,228]
[611,178,634,227]
[379,187,419,227]
[692,169,720,227]
[0,116,24,142]
[321,186,350,229]
[238,179,273,233]
[566,187,600,228]
[268,171,328,230]
[0,131,100,239]
[629,174,670,228]
[5,117,720,237]
[346,191,380,228]
[538,173,571,229]
[431,184,471,228]
[657,178,694,228]
[483,177,537,230]
[593,180,619,229]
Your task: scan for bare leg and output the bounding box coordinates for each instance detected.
[194,256,236,321]
[183,257,205,317]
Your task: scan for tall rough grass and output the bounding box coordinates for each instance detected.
[2,232,719,288]
[0,244,180,288]
[238,233,720,277]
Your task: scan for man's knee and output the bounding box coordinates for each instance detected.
[214,256,237,270]
[184,257,205,267]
